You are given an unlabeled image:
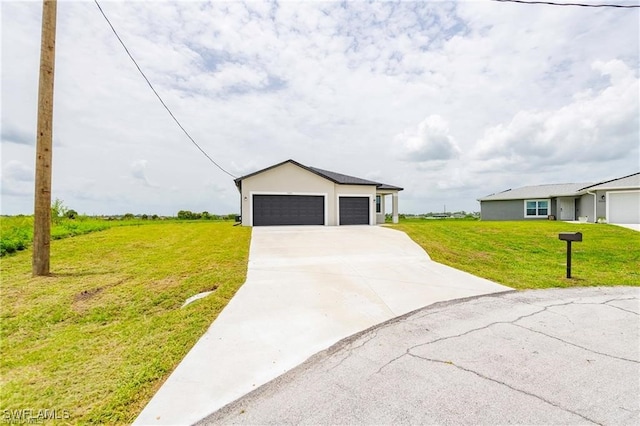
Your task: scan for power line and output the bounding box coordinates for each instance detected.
[491,0,640,7]
[93,0,237,179]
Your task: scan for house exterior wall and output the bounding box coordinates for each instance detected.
[595,190,608,220]
[481,199,558,221]
[579,193,596,222]
[550,199,558,218]
[238,162,378,226]
[376,195,386,224]
[480,200,525,220]
[579,190,608,223]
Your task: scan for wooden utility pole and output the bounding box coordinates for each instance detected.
[33,0,57,276]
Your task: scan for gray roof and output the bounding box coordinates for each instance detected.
[478,172,640,202]
[478,183,593,201]
[235,159,403,191]
[579,172,640,191]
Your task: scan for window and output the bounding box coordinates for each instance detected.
[525,199,549,218]
[376,195,382,213]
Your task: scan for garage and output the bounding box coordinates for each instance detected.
[608,191,640,224]
[253,195,324,226]
[339,197,370,225]
[235,160,403,226]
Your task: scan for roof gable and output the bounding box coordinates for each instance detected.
[235,159,403,191]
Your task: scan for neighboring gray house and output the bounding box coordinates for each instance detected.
[234,159,403,226]
[478,172,640,224]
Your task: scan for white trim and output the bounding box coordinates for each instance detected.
[606,189,640,223]
[587,185,640,192]
[524,199,550,218]
[336,193,374,225]
[249,191,329,226]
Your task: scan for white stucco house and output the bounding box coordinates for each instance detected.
[234,159,403,226]
[478,172,640,224]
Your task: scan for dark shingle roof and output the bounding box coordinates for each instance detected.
[235,159,403,191]
[307,166,380,186]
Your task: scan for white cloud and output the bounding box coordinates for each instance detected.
[130,160,156,187]
[1,1,638,215]
[1,160,34,197]
[1,160,33,182]
[396,115,460,162]
[1,124,34,146]
[473,59,639,169]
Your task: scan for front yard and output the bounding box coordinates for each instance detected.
[1,218,637,423]
[0,221,251,423]
[393,219,640,289]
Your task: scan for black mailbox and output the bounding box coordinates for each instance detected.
[559,232,583,278]
[559,232,582,242]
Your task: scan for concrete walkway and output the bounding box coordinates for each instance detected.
[201,287,640,425]
[134,226,511,425]
[612,223,640,232]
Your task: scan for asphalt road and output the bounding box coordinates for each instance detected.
[199,287,640,425]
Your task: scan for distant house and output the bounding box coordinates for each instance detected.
[234,159,403,226]
[478,172,640,224]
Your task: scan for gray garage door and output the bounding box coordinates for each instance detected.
[253,195,324,226]
[339,197,369,225]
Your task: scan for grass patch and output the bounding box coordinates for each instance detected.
[1,216,125,256]
[0,221,251,423]
[3,218,636,422]
[393,219,639,289]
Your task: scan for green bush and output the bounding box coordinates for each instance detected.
[0,216,33,256]
[1,217,119,257]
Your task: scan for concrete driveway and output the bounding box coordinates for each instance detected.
[200,287,640,425]
[613,223,640,232]
[134,226,510,425]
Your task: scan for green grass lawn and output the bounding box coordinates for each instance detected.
[0,221,251,424]
[0,216,141,256]
[2,218,638,423]
[393,219,640,289]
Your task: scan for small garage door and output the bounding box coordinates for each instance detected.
[253,195,324,226]
[339,197,370,225]
[608,191,640,224]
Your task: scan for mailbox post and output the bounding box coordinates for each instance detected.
[558,232,583,278]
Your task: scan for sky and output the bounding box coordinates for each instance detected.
[1,0,639,216]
